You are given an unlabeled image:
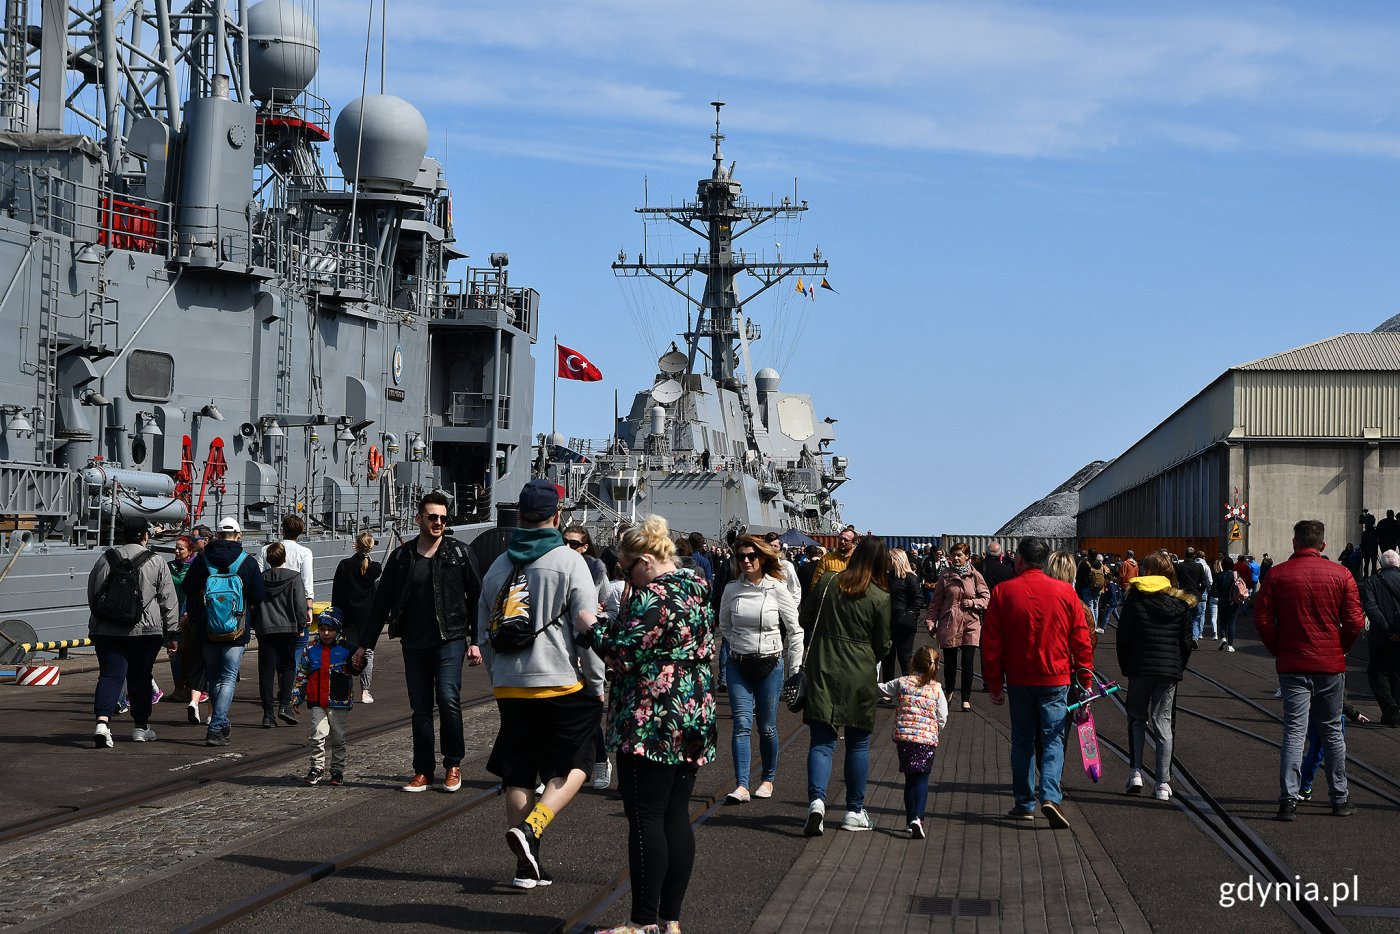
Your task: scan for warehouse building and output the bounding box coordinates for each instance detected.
[1078,331,1400,561]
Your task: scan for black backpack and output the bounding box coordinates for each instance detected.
[92,548,158,627]
[487,563,567,654]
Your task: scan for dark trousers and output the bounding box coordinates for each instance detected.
[1217,602,1240,646]
[257,632,298,713]
[882,626,917,680]
[1368,641,1400,716]
[177,620,207,693]
[944,645,978,703]
[904,769,931,823]
[616,754,698,926]
[402,639,466,776]
[93,634,165,725]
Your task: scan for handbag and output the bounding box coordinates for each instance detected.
[782,578,831,712]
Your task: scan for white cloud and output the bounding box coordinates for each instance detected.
[306,1,1400,162]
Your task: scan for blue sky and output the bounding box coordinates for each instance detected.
[310,0,1400,534]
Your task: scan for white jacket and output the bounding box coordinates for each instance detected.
[718,575,803,672]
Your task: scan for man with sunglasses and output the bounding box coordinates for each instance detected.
[354,491,482,794]
[807,526,858,602]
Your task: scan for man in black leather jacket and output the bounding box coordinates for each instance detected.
[354,491,482,794]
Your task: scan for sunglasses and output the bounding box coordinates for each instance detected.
[737,551,759,562]
[624,555,646,577]
[566,540,588,550]
[421,513,447,524]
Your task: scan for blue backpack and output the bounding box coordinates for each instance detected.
[204,552,248,641]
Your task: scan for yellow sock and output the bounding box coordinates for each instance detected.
[524,801,555,839]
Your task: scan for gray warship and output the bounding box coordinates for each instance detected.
[0,0,537,649]
[541,103,847,541]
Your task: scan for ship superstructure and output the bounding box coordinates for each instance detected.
[543,103,847,540]
[0,0,536,644]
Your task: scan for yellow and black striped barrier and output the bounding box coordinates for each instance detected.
[20,638,92,659]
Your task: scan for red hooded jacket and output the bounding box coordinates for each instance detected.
[983,569,1094,690]
[1253,548,1363,674]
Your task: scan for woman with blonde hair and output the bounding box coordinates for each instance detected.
[718,534,802,803]
[332,531,381,703]
[801,536,892,835]
[884,548,922,681]
[1048,550,1098,653]
[581,515,716,934]
[927,542,989,712]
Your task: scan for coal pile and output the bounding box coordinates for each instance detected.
[996,460,1110,538]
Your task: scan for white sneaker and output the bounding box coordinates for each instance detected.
[841,809,873,832]
[1226,645,1236,653]
[591,759,613,790]
[94,722,113,748]
[132,726,157,742]
[1155,783,1172,801]
[804,799,825,836]
[360,690,375,704]
[1125,768,1144,794]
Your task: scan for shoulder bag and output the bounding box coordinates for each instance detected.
[782,576,832,712]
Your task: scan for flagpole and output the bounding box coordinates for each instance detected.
[552,335,558,436]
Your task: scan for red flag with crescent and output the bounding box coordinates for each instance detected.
[557,343,603,382]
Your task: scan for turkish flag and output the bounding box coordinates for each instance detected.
[557,343,603,382]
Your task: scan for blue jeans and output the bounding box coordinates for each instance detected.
[1280,673,1347,803]
[718,638,730,686]
[1191,598,1208,641]
[1007,684,1069,812]
[726,657,784,786]
[402,639,467,777]
[1207,596,1219,637]
[201,642,246,733]
[1301,717,1348,792]
[806,722,872,811]
[1078,588,1099,622]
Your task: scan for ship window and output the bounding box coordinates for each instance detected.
[127,350,174,402]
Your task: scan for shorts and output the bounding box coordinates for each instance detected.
[487,692,603,789]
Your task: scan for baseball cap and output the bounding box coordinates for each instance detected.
[217,517,241,533]
[518,479,562,518]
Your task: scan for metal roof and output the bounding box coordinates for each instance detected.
[1234,332,1400,371]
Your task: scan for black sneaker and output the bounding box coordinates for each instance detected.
[205,730,230,747]
[278,707,299,726]
[305,767,325,785]
[329,770,344,786]
[1298,787,1312,802]
[507,821,541,881]
[1332,800,1355,817]
[262,715,278,729]
[1276,800,1297,822]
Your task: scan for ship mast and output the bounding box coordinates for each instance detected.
[613,101,827,386]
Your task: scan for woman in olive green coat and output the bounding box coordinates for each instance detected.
[800,536,892,836]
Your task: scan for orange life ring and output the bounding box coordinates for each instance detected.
[367,444,384,480]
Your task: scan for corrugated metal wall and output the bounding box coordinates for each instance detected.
[1238,371,1400,438]
[940,534,1077,556]
[1078,447,1228,538]
[1080,536,1226,563]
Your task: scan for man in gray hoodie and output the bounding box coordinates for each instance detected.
[479,479,602,890]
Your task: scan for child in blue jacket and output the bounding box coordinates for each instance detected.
[291,607,355,785]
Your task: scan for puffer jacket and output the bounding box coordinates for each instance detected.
[87,543,180,639]
[927,565,989,648]
[291,634,354,710]
[1254,548,1364,674]
[1115,576,1194,680]
[879,675,947,746]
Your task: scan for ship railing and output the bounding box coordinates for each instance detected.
[0,161,175,258]
[253,91,332,145]
[448,391,511,430]
[172,204,257,266]
[288,232,378,299]
[437,268,535,334]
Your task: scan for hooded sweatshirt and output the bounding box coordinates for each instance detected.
[478,526,603,699]
[254,567,308,636]
[182,538,266,646]
[1115,575,1195,680]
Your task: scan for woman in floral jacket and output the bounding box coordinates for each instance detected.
[927,542,990,712]
[581,514,716,934]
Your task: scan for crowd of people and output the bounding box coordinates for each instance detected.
[82,493,1385,933]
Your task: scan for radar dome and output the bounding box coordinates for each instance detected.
[755,368,780,395]
[333,95,429,192]
[247,1,319,103]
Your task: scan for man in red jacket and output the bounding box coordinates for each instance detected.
[984,537,1095,829]
[1254,519,1364,821]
